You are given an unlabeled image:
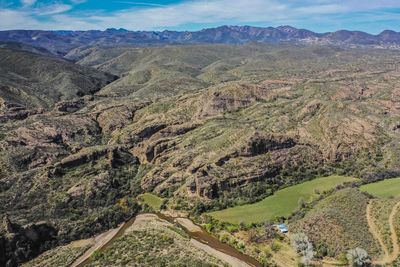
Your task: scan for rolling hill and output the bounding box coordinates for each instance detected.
[1,42,400,266]
[0,47,117,110]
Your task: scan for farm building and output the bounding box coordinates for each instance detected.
[277,223,288,233]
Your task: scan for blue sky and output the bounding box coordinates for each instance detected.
[0,0,399,33]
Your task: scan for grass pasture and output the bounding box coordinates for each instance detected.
[139,193,164,210]
[208,175,357,224]
[360,178,400,198]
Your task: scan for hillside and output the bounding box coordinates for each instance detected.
[0,47,117,110]
[291,188,380,258]
[67,44,400,102]
[1,43,400,266]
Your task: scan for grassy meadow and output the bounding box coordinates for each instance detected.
[208,175,357,224]
[360,178,400,198]
[139,193,164,210]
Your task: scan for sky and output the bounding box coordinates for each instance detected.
[0,0,399,33]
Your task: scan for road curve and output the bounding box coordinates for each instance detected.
[367,200,400,265]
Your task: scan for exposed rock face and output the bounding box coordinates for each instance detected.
[52,97,92,113]
[215,133,297,166]
[187,142,321,199]
[97,106,134,134]
[6,117,99,149]
[0,217,57,267]
[198,82,269,118]
[3,214,18,234]
[240,133,297,157]
[0,108,44,123]
[57,145,137,169]
[1,115,101,172]
[66,182,85,198]
[392,123,400,132]
[145,139,177,163]
[0,97,45,123]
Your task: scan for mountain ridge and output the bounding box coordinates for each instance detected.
[1,25,400,56]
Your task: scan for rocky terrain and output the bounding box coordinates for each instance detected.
[1,40,400,266]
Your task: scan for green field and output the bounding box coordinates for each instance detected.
[360,178,400,198]
[208,175,357,224]
[140,193,164,210]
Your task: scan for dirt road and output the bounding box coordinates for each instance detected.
[367,200,400,265]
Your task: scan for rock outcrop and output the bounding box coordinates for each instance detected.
[0,216,57,267]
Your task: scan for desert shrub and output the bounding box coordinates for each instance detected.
[347,248,371,267]
[291,233,314,265]
[315,243,328,258]
[270,240,282,252]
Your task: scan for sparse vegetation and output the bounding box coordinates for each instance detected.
[291,188,380,258]
[22,243,90,267]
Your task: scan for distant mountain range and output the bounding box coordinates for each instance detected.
[1,25,400,56]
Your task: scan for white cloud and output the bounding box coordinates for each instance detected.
[87,0,291,30]
[21,0,36,7]
[114,1,168,7]
[34,4,72,15]
[0,9,42,29]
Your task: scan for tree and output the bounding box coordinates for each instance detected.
[264,221,277,240]
[239,221,246,231]
[298,197,306,209]
[347,248,371,267]
[291,233,314,265]
[247,228,258,243]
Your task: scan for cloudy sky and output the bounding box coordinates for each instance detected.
[0,0,399,33]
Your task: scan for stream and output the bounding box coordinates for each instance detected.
[74,212,261,267]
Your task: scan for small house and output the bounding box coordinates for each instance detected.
[277,223,288,233]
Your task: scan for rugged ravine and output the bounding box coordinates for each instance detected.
[71,213,261,267]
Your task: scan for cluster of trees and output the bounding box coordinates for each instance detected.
[361,168,400,184]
